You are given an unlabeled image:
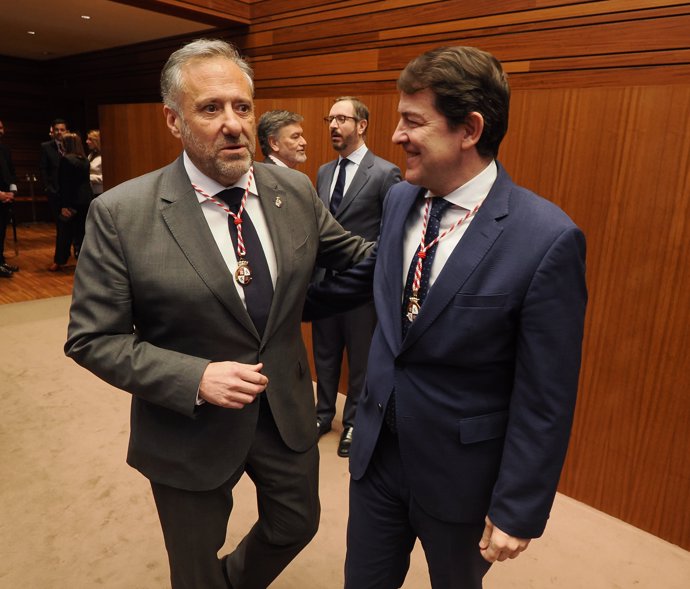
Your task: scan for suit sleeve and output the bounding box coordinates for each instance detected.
[311,176,373,271]
[488,225,587,538]
[64,196,209,417]
[379,163,402,208]
[303,182,397,320]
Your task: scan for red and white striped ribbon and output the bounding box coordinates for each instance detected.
[192,167,254,258]
[411,198,482,296]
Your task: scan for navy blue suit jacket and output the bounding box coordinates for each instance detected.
[311,162,587,539]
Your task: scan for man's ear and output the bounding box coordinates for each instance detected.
[460,111,484,150]
[357,118,368,138]
[164,105,182,139]
[268,135,280,154]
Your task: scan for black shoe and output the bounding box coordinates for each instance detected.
[337,427,354,457]
[317,420,331,437]
[1,262,18,272]
[0,265,13,278]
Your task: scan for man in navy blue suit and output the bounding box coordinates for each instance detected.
[309,46,587,588]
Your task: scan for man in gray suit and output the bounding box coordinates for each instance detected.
[313,97,401,456]
[65,39,371,589]
[257,110,307,169]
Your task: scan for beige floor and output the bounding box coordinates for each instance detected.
[1,296,689,588]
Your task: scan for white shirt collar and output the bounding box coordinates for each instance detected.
[268,154,289,167]
[183,151,258,201]
[426,160,497,210]
[339,143,368,166]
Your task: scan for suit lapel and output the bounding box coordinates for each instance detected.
[400,167,512,351]
[252,165,293,341]
[159,157,257,337]
[317,161,337,208]
[335,150,374,218]
[378,185,424,352]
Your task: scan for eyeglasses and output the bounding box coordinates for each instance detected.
[323,115,358,125]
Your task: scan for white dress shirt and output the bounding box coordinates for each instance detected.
[268,154,288,167]
[328,143,369,201]
[183,152,278,310]
[401,160,498,297]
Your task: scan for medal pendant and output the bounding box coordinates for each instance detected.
[235,259,253,286]
[406,296,421,323]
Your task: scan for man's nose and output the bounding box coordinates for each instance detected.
[221,107,243,136]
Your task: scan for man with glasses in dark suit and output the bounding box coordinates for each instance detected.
[313,97,401,457]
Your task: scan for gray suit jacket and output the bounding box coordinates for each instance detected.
[65,157,370,491]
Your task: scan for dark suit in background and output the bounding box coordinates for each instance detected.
[41,120,71,269]
[55,154,92,264]
[313,96,401,457]
[39,138,62,219]
[313,149,400,436]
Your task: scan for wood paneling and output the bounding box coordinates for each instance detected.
[99,104,181,192]
[3,0,690,551]
[113,0,251,25]
[500,85,690,550]
[100,81,690,550]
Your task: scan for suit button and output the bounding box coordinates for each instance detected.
[377,403,383,412]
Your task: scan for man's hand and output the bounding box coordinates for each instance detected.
[198,361,268,409]
[478,516,530,563]
[0,191,14,203]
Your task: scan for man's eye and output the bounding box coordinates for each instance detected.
[237,104,252,114]
[204,104,218,113]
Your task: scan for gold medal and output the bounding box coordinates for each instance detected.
[235,259,252,286]
[406,295,421,323]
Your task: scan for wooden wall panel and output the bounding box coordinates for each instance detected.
[100,81,690,550]
[499,85,690,550]
[5,0,689,551]
[99,103,181,192]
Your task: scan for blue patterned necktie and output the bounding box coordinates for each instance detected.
[385,196,452,434]
[329,158,350,215]
[401,196,452,337]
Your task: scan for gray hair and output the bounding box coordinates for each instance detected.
[161,38,254,112]
[257,110,304,157]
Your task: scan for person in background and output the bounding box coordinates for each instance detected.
[64,38,371,589]
[257,110,307,169]
[0,119,18,277]
[40,118,68,220]
[41,118,70,268]
[313,96,401,457]
[86,130,103,197]
[306,46,587,588]
[50,132,92,270]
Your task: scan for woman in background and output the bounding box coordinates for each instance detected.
[49,132,92,271]
[86,130,102,197]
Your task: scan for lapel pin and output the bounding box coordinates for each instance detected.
[275,196,283,208]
